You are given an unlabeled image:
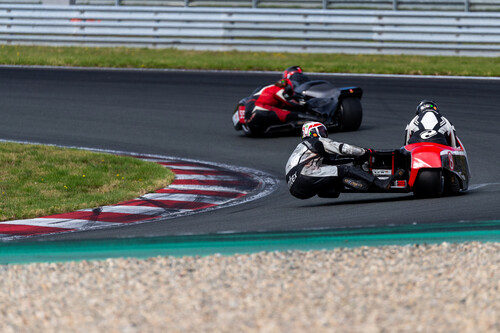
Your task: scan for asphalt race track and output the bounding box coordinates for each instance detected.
[1,67,499,241]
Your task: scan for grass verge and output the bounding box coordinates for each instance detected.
[1,45,499,76]
[0,142,174,221]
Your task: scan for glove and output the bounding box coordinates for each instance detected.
[354,148,372,165]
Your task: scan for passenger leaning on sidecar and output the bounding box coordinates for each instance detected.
[405,100,459,148]
[244,78,305,134]
[285,122,404,199]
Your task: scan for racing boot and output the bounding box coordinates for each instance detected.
[372,169,405,190]
[342,167,377,191]
[342,178,369,191]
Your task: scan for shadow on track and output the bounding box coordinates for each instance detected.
[302,190,472,208]
[302,194,415,208]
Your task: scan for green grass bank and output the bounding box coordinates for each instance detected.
[1,45,499,76]
[0,142,174,221]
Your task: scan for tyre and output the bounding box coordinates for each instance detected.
[413,169,444,198]
[241,123,254,137]
[338,97,363,132]
[444,173,461,196]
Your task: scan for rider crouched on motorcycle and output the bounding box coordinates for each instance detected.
[245,78,305,134]
[286,122,404,199]
[405,100,459,148]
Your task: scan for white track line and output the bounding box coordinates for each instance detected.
[0,218,120,229]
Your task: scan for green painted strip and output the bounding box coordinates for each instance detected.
[1,220,499,265]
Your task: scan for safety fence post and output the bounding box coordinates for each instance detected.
[252,0,258,8]
[464,0,469,12]
[323,0,327,9]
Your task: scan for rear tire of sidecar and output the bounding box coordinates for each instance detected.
[338,97,363,132]
[413,169,444,198]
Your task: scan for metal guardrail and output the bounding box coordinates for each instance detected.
[71,0,500,12]
[0,5,499,56]
[1,0,499,11]
[0,0,41,3]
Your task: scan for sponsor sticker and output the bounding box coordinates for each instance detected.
[420,129,438,140]
[287,172,297,189]
[232,111,240,126]
[372,169,392,177]
[238,106,246,123]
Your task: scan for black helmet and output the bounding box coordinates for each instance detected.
[416,100,439,115]
[283,66,303,79]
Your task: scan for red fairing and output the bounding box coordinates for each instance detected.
[405,142,458,187]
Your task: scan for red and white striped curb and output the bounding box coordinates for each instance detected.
[0,151,278,241]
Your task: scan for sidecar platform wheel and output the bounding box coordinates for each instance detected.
[413,169,443,198]
[338,97,363,132]
[241,124,254,137]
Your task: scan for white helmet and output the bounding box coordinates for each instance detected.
[301,122,328,139]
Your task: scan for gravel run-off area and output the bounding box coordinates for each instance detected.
[1,242,499,333]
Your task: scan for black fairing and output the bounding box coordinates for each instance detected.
[289,73,311,86]
[295,80,340,117]
[306,97,338,116]
[296,80,339,99]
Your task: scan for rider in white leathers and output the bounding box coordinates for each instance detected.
[285,122,404,199]
[405,100,458,148]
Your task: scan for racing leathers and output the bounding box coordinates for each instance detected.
[245,84,303,133]
[285,137,381,199]
[405,110,458,148]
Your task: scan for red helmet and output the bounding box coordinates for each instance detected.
[283,66,303,80]
[302,122,328,139]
